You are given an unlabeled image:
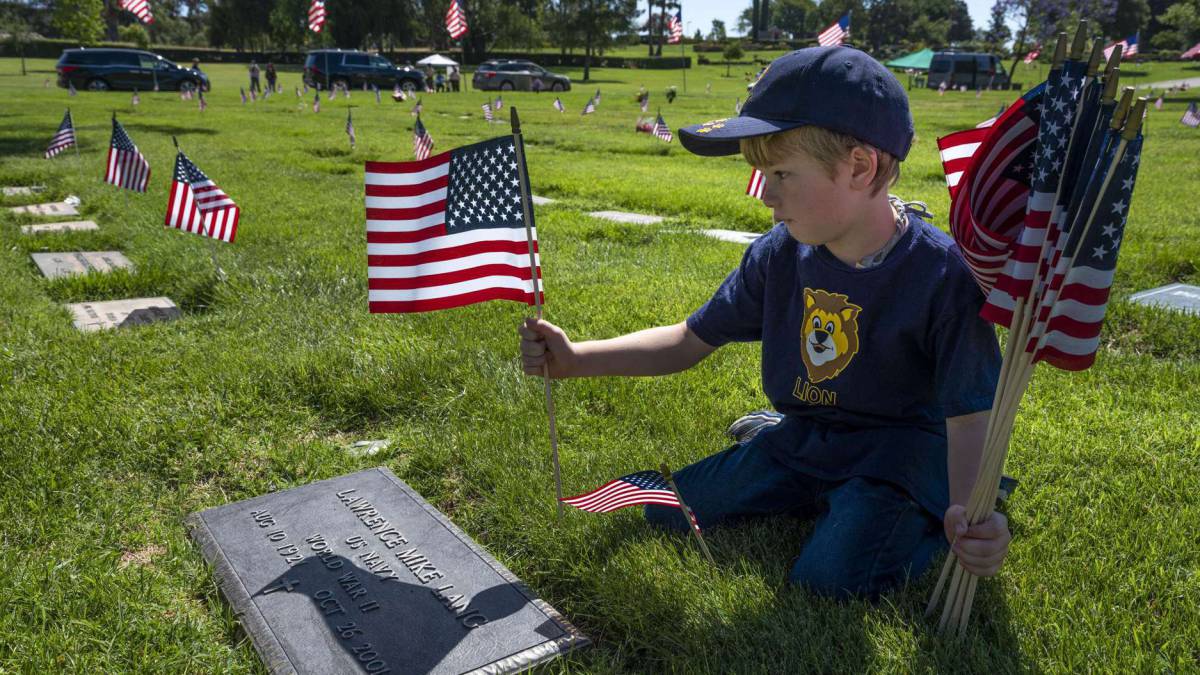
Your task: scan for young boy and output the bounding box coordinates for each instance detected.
[518,47,1011,600]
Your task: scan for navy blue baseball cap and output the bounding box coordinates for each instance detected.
[679,47,914,161]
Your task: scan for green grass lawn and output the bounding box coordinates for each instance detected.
[1,56,1198,672]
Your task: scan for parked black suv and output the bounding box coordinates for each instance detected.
[927,52,1010,90]
[303,50,425,92]
[56,48,209,92]
[472,60,571,92]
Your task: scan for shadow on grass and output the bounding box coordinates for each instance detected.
[124,122,220,137]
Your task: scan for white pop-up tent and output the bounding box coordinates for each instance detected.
[416,54,459,67]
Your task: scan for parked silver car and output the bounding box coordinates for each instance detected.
[472,60,571,92]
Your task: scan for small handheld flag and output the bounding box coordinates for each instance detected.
[240,87,247,104]
[581,97,596,115]
[313,91,321,113]
[667,11,683,44]
[640,93,649,113]
[44,109,76,158]
[1183,102,1200,128]
[366,134,540,313]
[375,85,381,104]
[105,115,150,192]
[68,81,76,96]
[561,471,680,513]
[553,97,565,113]
[446,0,467,39]
[346,109,356,149]
[482,101,494,122]
[492,95,503,111]
[199,90,207,111]
[308,0,326,32]
[652,113,673,143]
[1103,33,1138,60]
[132,89,140,106]
[411,98,423,116]
[165,150,239,243]
[1023,46,1041,64]
[412,115,434,160]
[746,168,765,199]
[818,13,850,47]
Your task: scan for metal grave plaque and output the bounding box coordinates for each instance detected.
[20,220,99,235]
[66,297,181,331]
[187,467,588,675]
[1129,283,1200,316]
[9,201,79,216]
[32,251,133,279]
[3,186,45,197]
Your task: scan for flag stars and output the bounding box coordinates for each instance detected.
[1111,199,1126,216]
[1092,244,1107,259]
[1102,223,1118,239]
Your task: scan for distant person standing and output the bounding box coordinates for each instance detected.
[265,62,278,93]
[248,61,261,95]
[449,66,461,92]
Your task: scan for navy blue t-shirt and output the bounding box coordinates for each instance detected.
[686,213,1001,518]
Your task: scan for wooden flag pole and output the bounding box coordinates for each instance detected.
[660,463,715,565]
[510,107,565,518]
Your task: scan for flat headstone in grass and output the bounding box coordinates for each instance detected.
[31,251,133,279]
[530,195,555,206]
[187,467,588,675]
[697,229,761,245]
[20,220,100,235]
[8,201,79,217]
[587,210,663,225]
[1129,283,1200,316]
[66,297,181,331]
[3,186,45,197]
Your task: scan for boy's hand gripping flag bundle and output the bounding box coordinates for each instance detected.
[931,23,1148,637]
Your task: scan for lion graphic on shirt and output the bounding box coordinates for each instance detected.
[800,288,862,384]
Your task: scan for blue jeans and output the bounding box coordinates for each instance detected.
[645,442,946,600]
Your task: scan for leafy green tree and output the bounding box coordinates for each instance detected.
[983,0,1011,52]
[0,8,35,74]
[1154,0,1200,48]
[708,18,726,40]
[772,0,816,38]
[118,21,150,47]
[722,40,742,76]
[53,0,104,43]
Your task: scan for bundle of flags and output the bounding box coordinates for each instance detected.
[929,24,1149,636]
[44,109,76,158]
[105,115,150,192]
[817,13,850,47]
[166,150,240,243]
[365,134,538,313]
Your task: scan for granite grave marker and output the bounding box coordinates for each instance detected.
[3,186,45,197]
[1129,283,1200,316]
[32,251,133,279]
[9,201,79,216]
[20,220,100,235]
[66,297,181,331]
[587,210,664,225]
[187,467,588,675]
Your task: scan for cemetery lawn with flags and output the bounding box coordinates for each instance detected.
[1,56,1199,672]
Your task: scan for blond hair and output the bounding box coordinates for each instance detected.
[740,126,900,196]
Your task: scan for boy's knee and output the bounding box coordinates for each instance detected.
[643,504,690,532]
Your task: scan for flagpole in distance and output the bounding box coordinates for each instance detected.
[510,106,565,518]
[659,463,715,564]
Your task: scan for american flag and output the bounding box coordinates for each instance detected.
[104,116,150,192]
[553,97,565,113]
[492,95,503,111]
[375,85,381,104]
[594,88,601,104]
[411,98,423,116]
[1183,41,1200,59]
[44,109,76,158]
[241,87,247,104]
[313,91,321,113]
[393,83,405,101]
[817,13,850,47]
[120,0,153,24]
[364,135,541,313]
[412,115,434,160]
[936,83,1044,294]
[1154,95,1163,110]
[165,151,240,243]
[481,101,494,122]
[1032,134,1143,370]
[308,0,326,32]
[446,0,467,39]
[132,89,140,106]
[667,11,683,44]
[1182,102,1200,127]
[68,80,76,96]
[747,168,765,198]
[581,96,596,115]
[652,113,673,142]
[1023,46,1041,64]
[199,90,207,111]
[346,109,356,149]
[735,97,742,113]
[981,57,1088,327]
[561,471,680,513]
[640,93,649,113]
[1103,34,1138,60]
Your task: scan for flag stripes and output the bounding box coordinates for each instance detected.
[817,13,850,47]
[120,0,153,24]
[104,117,150,192]
[746,168,765,198]
[45,109,76,158]
[165,152,239,243]
[561,471,680,513]
[308,0,326,32]
[446,0,467,39]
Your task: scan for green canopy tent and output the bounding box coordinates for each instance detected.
[885,48,935,71]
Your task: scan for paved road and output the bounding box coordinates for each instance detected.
[1139,76,1200,90]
